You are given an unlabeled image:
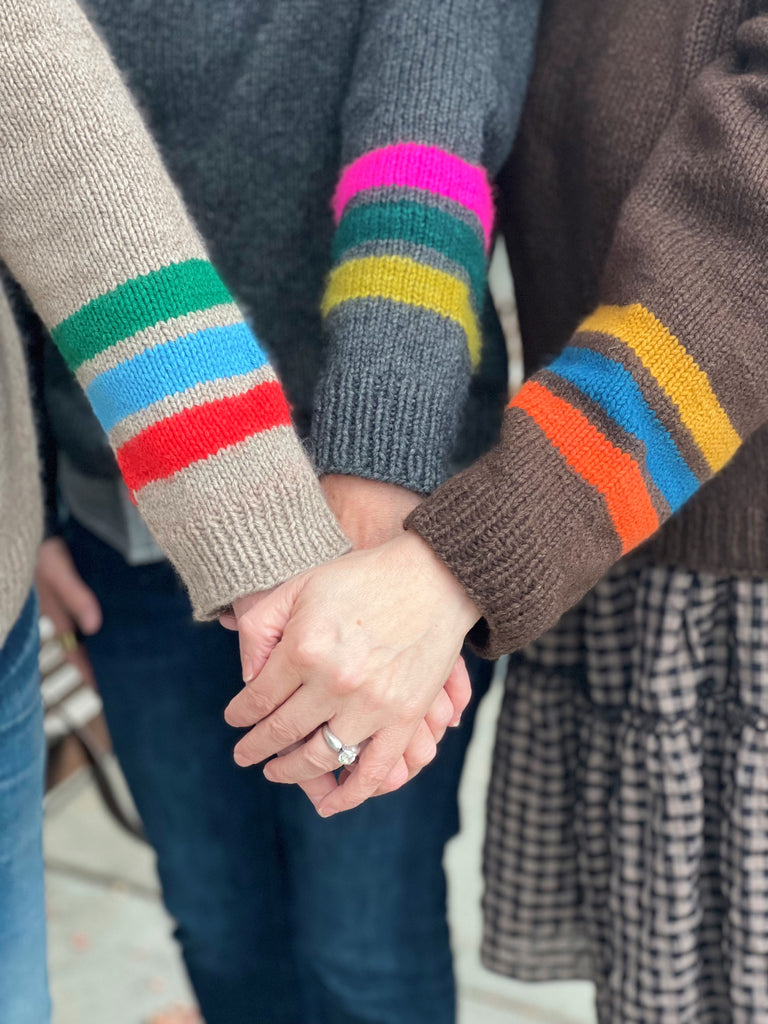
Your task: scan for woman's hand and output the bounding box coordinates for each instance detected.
[35,536,102,687]
[224,530,480,816]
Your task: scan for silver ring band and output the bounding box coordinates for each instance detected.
[322,724,361,767]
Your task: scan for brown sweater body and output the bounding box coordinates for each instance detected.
[503,0,768,574]
[408,0,768,655]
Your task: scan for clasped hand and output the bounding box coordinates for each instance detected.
[222,477,480,817]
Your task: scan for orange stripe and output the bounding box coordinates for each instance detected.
[117,380,292,492]
[511,381,659,552]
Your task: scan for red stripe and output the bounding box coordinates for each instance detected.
[511,380,659,553]
[117,380,292,492]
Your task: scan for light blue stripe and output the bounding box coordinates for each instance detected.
[86,322,268,432]
[549,347,699,511]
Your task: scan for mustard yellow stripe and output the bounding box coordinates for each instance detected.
[322,255,481,368]
[580,303,740,472]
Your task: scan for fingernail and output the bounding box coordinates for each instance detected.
[233,751,249,767]
[263,763,276,781]
[450,715,462,728]
[317,805,332,818]
[241,657,253,684]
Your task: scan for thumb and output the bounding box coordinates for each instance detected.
[233,575,305,683]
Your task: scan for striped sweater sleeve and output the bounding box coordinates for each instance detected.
[0,0,348,618]
[407,12,768,656]
[311,0,540,494]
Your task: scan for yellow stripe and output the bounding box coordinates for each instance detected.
[580,303,740,472]
[322,255,481,368]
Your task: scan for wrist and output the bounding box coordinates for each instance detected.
[390,531,480,634]
[321,474,421,548]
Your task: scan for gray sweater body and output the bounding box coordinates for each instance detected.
[42,0,539,558]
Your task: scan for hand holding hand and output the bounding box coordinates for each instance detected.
[321,473,470,747]
[224,530,479,816]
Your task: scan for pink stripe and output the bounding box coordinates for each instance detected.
[332,142,494,250]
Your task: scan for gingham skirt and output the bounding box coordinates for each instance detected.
[482,561,768,1024]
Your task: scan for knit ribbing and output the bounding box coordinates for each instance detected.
[314,146,493,490]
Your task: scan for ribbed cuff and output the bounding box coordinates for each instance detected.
[136,428,350,619]
[405,406,623,658]
[312,299,471,494]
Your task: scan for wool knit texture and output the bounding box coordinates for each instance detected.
[39,0,539,522]
[407,0,768,657]
[0,0,350,636]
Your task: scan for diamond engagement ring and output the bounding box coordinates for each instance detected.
[322,724,361,767]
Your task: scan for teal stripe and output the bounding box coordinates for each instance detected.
[51,259,232,372]
[332,200,486,310]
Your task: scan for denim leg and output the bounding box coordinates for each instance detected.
[279,652,494,1024]
[0,593,50,1024]
[66,522,302,1024]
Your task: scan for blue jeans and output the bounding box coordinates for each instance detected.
[0,593,49,1024]
[68,520,492,1024]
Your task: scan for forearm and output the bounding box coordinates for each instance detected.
[0,0,348,616]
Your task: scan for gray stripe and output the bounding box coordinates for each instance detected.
[108,365,277,448]
[333,239,476,305]
[75,303,243,388]
[344,185,486,243]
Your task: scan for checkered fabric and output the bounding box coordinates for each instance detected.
[482,561,768,1024]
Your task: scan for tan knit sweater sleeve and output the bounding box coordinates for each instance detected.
[0,0,348,618]
[408,11,768,656]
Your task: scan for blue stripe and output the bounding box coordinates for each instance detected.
[549,347,699,511]
[86,322,268,432]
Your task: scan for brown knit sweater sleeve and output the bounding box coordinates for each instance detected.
[407,11,768,657]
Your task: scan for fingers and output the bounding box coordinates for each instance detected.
[265,717,438,803]
[36,537,102,636]
[229,681,331,766]
[35,538,101,688]
[263,726,347,783]
[371,757,411,797]
[297,772,340,806]
[423,688,455,745]
[233,576,304,684]
[402,719,438,775]
[315,724,422,817]
[59,572,102,636]
[443,655,472,727]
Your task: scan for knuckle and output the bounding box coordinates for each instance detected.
[264,715,296,749]
[393,705,417,730]
[242,683,271,720]
[329,668,359,697]
[306,743,334,772]
[353,685,380,715]
[360,758,391,789]
[292,632,326,670]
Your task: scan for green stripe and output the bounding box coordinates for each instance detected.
[332,201,486,310]
[52,259,233,371]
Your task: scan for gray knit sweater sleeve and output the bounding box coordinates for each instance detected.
[311,0,541,494]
